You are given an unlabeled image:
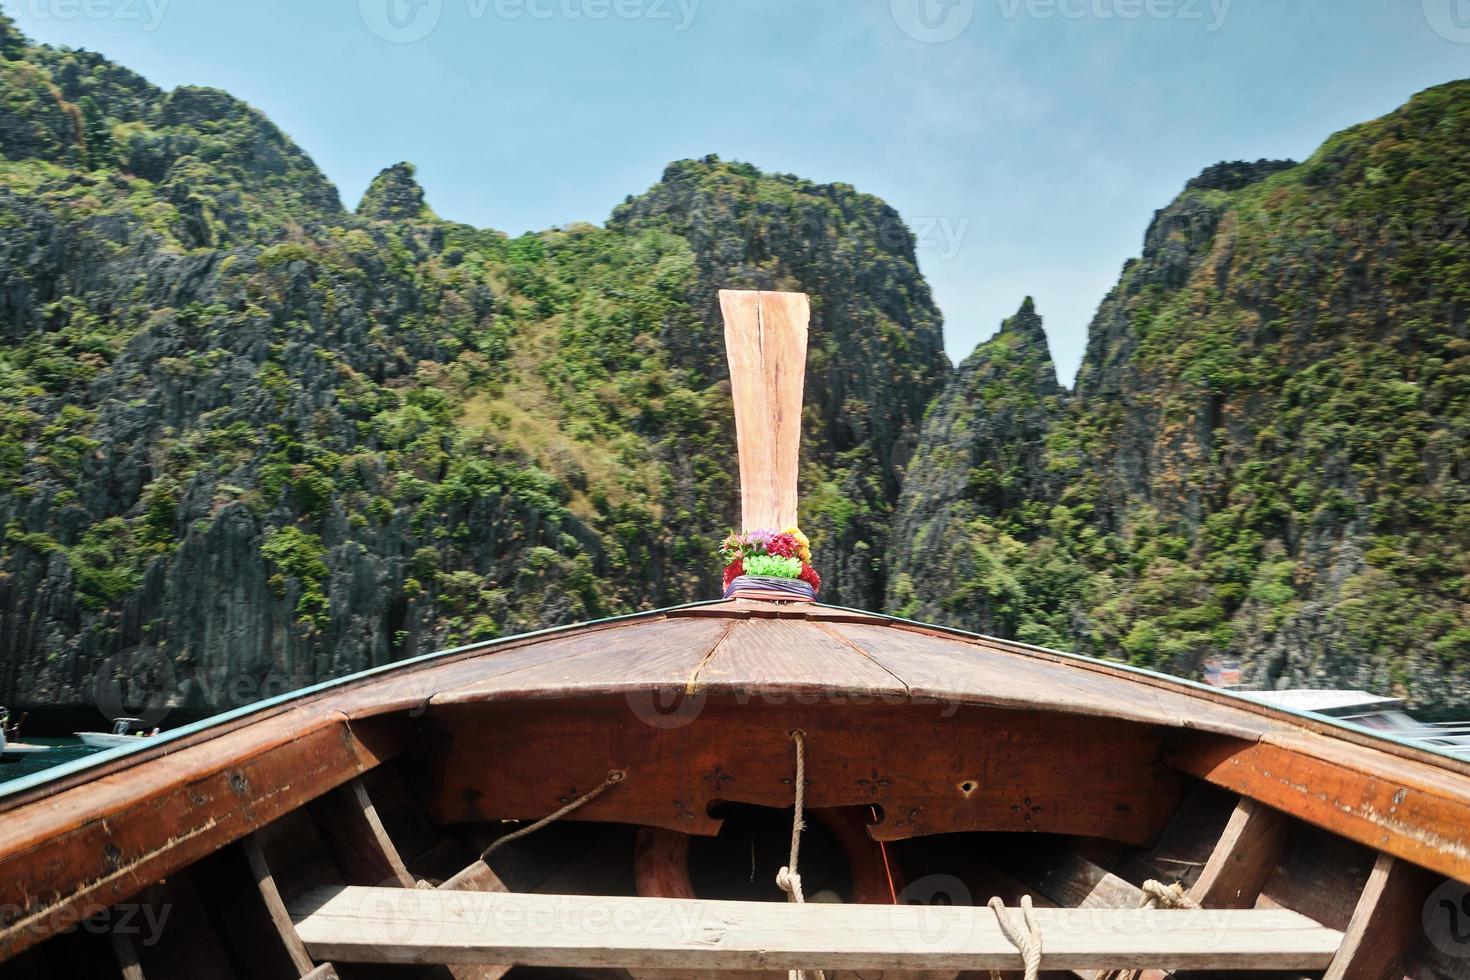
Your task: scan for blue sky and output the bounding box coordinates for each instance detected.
[9,0,1470,381]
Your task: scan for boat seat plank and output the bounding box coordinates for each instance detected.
[288,886,1343,972]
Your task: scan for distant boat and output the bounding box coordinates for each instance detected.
[74,718,157,749]
[0,711,49,762]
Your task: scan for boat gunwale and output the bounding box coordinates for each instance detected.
[2,597,1467,813]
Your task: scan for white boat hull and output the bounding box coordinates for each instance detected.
[1,743,51,757]
[76,732,150,749]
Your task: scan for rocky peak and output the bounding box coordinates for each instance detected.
[1185,159,1297,193]
[357,162,430,221]
[885,300,1067,631]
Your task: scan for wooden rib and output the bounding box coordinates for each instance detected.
[439,860,509,894]
[303,966,342,980]
[1170,731,1470,886]
[243,835,319,976]
[193,840,317,979]
[1188,798,1290,908]
[720,289,809,532]
[288,885,1342,971]
[1324,853,1435,980]
[0,714,400,963]
[112,930,145,980]
[310,778,416,889]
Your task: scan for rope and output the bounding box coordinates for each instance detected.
[1139,879,1198,909]
[775,730,824,980]
[480,769,625,860]
[987,895,1043,980]
[1095,880,1197,979]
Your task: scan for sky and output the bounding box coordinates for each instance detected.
[8,0,1470,382]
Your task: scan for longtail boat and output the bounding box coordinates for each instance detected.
[0,290,1466,979]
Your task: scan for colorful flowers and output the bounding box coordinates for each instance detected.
[719,526,819,594]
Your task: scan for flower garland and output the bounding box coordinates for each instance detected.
[719,527,821,595]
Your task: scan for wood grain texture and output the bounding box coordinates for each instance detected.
[1007,850,1144,909]
[1323,853,1436,980]
[427,698,1180,844]
[288,885,1342,971]
[720,289,809,532]
[0,714,398,962]
[1170,732,1470,887]
[310,778,416,889]
[1188,798,1290,908]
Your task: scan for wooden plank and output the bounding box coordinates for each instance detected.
[288,885,1342,971]
[427,698,1181,844]
[828,623,1274,740]
[1188,798,1289,908]
[1170,732,1470,887]
[1008,850,1143,909]
[310,778,415,889]
[0,715,398,962]
[720,289,809,532]
[433,616,731,703]
[1324,853,1435,980]
[304,967,342,980]
[692,618,904,694]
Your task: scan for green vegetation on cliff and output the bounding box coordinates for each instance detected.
[1,5,1466,715]
[892,86,1470,708]
[0,12,946,712]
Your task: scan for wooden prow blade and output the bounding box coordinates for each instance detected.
[720,289,810,533]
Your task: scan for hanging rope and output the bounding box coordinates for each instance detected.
[775,730,825,980]
[987,895,1043,980]
[480,769,625,860]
